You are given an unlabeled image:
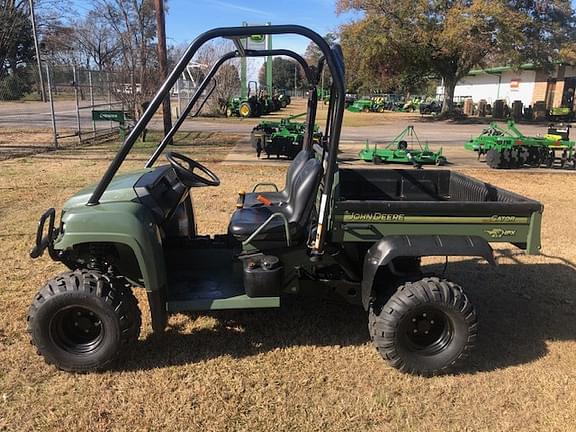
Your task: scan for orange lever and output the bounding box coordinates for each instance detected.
[257,194,273,206]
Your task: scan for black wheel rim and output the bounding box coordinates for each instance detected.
[49,306,105,355]
[399,307,453,356]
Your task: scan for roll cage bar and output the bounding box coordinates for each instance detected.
[87,25,346,256]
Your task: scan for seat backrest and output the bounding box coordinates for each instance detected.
[283,149,311,195]
[282,158,322,226]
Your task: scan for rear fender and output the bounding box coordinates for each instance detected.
[361,235,495,309]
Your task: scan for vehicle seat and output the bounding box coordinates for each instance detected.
[229,158,322,242]
[243,149,311,207]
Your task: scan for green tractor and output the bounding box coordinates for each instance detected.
[464,121,576,169]
[347,97,386,113]
[251,113,322,159]
[225,81,264,118]
[359,125,446,167]
[225,96,256,118]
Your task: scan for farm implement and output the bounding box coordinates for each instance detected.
[347,97,386,113]
[465,121,576,169]
[359,125,446,167]
[251,112,322,159]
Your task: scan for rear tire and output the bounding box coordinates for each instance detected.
[369,276,477,375]
[27,269,141,372]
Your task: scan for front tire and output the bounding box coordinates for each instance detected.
[369,277,477,375]
[27,270,141,372]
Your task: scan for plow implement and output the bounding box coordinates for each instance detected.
[465,121,576,169]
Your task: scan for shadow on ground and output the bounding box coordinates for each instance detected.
[115,255,576,375]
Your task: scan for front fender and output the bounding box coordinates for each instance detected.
[54,202,166,292]
[361,235,495,309]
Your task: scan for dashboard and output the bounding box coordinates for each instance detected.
[134,165,189,224]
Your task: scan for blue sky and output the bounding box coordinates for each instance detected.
[69,0,360,54]
[164,0,360,53]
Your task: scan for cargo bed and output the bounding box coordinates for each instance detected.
[332,169,543,253]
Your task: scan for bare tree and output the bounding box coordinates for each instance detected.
[75,11,121,70]
[91,0,157,116]
[192,40,241,115]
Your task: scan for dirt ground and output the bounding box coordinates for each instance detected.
[1,137,576,431]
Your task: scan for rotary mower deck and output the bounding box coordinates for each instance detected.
[359,125,446,167]
[465,121,576,169]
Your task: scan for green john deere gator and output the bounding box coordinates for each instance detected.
[27,25,542,376]
[465,121,576,169]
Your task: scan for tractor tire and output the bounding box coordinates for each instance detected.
[485,149,504,169]
[377,106,385,113]
[253,101,263,117]
[239,102,252,118]
[369,277,477,376]
[27,269,141,372]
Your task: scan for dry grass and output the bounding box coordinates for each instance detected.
[1,143,576,431]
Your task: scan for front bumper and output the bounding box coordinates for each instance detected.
[30,208,60,259]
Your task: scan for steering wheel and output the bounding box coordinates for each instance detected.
[166,152,220,187]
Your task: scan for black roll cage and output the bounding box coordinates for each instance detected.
[87,25,346,255]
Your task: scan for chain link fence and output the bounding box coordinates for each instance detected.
[0,64,130,160]
[45,64,129,147]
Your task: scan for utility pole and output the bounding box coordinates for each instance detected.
[294,63,297,97]
[154,0,172,144]
[28,0,46,102]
